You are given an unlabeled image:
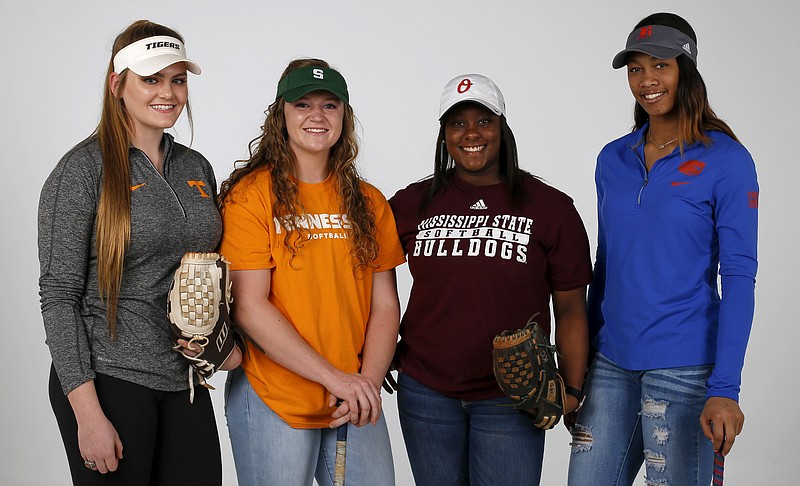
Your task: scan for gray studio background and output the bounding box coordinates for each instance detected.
[1,1,797,484]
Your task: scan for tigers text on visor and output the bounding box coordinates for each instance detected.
[113,36,201,76]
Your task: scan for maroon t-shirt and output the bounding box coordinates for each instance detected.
[389,173,592,400]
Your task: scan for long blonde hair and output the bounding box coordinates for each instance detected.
[218,59,378,270]
[95,20,191,337]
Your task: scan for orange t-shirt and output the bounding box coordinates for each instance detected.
[219,168,405,428]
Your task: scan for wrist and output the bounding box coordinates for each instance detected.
[68,392,106,425]
[221,345,242,370]
[565,385,586,413]
[361,370,384,390]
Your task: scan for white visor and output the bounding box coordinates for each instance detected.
[113,35,201,76]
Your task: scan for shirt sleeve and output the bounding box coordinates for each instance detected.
[368,185,406,271]
[205,158,219,201]
[588,154,607,344]
[388,187,413,257]
[706,144,759,401]
[546,196,592,292]
[38,149,99,395]
[219,179,274,271]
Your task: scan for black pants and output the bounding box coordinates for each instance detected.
[49,364,222,485]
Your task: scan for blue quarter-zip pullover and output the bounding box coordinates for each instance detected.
[589,125,758,401]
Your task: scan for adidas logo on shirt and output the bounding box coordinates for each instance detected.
[682,42,691,54]
[470,199,488,210]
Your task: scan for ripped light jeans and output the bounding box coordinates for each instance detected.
[567,352,714,486]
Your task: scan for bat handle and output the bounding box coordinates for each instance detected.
[713,450,724,485]
[334,422,348,486]
[337,422,348,442]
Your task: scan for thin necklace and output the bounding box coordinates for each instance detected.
[648,130,678,150]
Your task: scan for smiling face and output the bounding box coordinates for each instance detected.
[626,52,680,123]
[284,90,344,161]
[443,103,502,186]
[112,62,188,141]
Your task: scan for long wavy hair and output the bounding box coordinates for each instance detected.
[96,20,192,337]
[218,58,378,271]
[423,106,526,211]
[631,13,739,148]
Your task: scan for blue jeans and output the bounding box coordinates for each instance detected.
[567,353,714,486]
[224,367,395,486]
[397,372,545,486]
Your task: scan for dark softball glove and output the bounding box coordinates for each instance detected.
[492,313,567,430]
[168,252,237,402]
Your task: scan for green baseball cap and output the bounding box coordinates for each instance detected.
[275,65,349,103]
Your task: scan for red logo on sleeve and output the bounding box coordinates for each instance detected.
[678,160,706,176]
[638,26,653,39]
[747,191,759,208]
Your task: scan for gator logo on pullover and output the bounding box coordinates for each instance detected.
[678,160,706,176]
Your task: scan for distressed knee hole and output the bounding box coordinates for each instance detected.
[644,478,669,486]
[644,449,667,472]
[652,425,669,445]
[570,423,592,453]
[641,395,668,420]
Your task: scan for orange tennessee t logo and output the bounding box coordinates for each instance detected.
[187,180,210,198]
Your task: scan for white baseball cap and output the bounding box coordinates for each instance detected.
[113,35,201,76]
[439,74,505,120]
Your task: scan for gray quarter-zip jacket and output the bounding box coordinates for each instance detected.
[38,134,222,394]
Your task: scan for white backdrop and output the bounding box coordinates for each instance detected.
[1,1,797,484]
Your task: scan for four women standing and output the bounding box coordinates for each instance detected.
[39,12,757,486]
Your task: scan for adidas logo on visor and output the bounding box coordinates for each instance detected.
[682,42,692,54]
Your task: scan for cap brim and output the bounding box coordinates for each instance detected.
[281,85,348,103]
[439,98,504,120]
[612,45,684,69]
[128,55,201,76]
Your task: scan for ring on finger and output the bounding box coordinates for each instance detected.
[84,460,97,470]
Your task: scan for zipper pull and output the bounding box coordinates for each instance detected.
[638,179,649,205]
